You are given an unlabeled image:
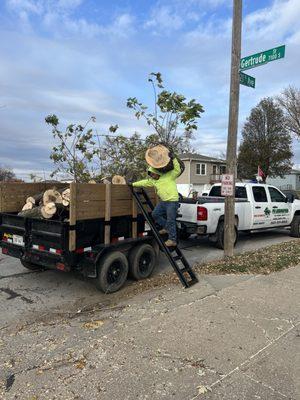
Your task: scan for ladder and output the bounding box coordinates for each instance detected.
[130,187,198,288]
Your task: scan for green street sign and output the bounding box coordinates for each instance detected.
[240,72,255,88]
[240,45,285,71]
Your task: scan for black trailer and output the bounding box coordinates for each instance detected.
[0,182,198,293]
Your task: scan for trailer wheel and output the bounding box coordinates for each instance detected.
[21,260,43,271]
[215,221,238,249]
[129,244,157,280]
[96,251,128,293]
[290,215,300,237]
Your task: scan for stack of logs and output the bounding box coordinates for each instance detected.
[18,188,70,220]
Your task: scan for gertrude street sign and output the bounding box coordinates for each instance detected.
[240,72,255,88]
[240,45,285,71]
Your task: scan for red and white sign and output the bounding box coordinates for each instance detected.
[221,174,234,196]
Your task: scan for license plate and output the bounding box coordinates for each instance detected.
[13,235,24,246]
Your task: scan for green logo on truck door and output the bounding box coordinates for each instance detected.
[264,207,271,216]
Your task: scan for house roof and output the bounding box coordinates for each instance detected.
[179,152,226,163]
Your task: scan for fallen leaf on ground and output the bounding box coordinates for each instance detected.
[83,320,104,329]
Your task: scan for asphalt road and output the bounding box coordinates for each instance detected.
[0,227,299,399]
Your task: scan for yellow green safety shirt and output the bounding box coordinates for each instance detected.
[132,158,181,201]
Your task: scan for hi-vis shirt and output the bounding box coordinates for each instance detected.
[133,158,181,202]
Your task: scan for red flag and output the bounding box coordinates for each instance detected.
[258,166,265,178]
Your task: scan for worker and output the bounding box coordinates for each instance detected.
[132,145,183,247]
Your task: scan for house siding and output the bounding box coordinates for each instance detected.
[176,160,190,184]
[266,173,300,190]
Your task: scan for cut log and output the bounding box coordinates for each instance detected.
[61,188,70,202]
[26,192,44,205]
[62,199,70,207]
[43,189,63,205]
[18,206,44,218]
[42,202,57,218]
[22,202,33,211]
[112,175,126,185]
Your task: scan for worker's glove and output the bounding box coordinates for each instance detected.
[126,179,133,187]
[168,150,175,160]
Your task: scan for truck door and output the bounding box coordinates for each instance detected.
[251,186,272,229]
[268,186,291,227]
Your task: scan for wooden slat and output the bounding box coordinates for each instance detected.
[76,183,106,201]
[76,204,105,220]
[104,184,111,244]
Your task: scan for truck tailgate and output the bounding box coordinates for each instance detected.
[178,203,197,223]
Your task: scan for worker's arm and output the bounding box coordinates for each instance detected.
[169,157,182,179]
[132,179,154,188]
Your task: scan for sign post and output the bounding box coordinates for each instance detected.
[224,0,242,258]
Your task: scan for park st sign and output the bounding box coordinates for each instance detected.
[240,45,285,71]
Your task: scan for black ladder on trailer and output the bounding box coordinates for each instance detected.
[130,187,198,288]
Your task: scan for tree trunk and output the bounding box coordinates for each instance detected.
[43,189,63,205]
[26,192,44,205]
[18,202,57,219]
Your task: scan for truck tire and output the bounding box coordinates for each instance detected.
[290,215,300,237]
[96,251,129,293]
[21,260,43,271]
[215,221,238,250]
[129,244,157,280]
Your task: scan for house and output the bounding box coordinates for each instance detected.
[266,169,300,190]
[177,153,227,196]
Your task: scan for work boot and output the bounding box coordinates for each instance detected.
[165,239,177,247]
[159,229,168,235]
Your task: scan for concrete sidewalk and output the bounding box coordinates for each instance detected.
[0,266,299,399]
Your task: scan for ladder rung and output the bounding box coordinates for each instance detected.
[173,255,182,262]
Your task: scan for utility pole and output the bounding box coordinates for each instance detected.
[224,0,242,257]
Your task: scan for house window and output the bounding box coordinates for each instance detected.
[196,163,206,175]
[219,165,226,174]
[212,165,217,175]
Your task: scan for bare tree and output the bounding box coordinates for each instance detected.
[277,86,300,137]
[0,166,16,182]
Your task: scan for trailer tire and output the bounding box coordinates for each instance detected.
[96,251,128,293]
[215,221,238,250]
[129,244,156,280]
[290,215,300,237]
[21,260,43,271]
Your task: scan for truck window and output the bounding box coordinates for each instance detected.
[252,186,267,202]
[209,186,247,199]
[269,187,286,202]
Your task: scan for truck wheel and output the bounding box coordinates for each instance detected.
[21,260,43,271]
[215,221,238,250]
[96,251,128,293]
[129,244,157,280]
[290,215,300,237]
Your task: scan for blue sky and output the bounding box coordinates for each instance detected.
[0,0,300,179]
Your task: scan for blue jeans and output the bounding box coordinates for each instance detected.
[152,201,179,242]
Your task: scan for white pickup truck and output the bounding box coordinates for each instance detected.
[177,182,300,249]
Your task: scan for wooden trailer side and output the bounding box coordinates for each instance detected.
[72,183,157,250]
[0,182,67,213]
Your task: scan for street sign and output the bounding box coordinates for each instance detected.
[221,174,234,196]
[239,72,255,88]
[240,45,285,71]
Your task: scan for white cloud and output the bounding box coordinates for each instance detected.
[145,5,184,33]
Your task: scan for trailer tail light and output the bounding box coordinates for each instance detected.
[2,248,8,254]
[2,237,7,242]
[197,206,208,221]
[56,262,65,271]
